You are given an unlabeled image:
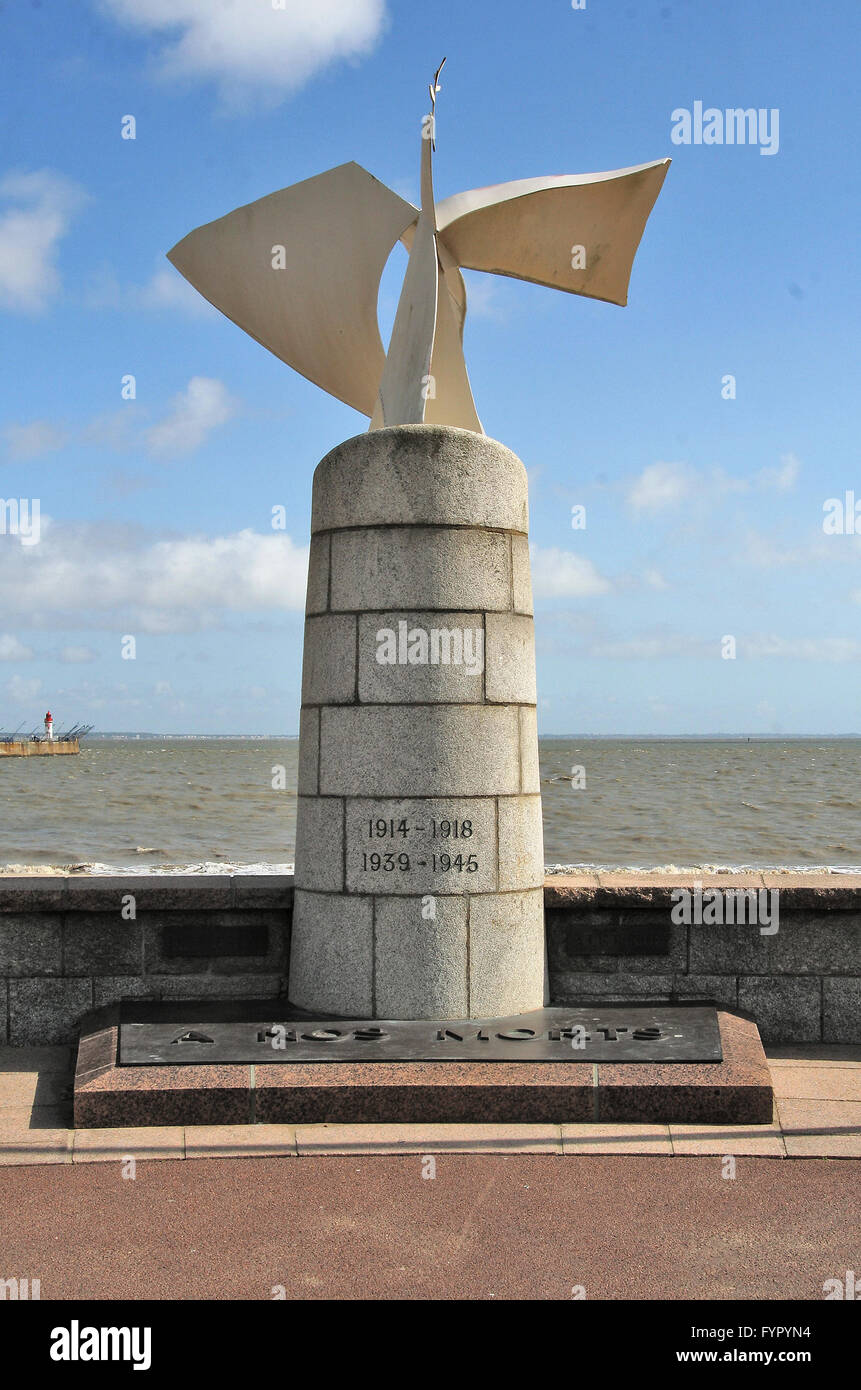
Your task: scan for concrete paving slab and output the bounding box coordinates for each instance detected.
[770,1066,861,1102]
[0,1104,71,1128]
[0,1121,73,1165]
[767,1045,861,1066]
[185,1125,298,1159]
[669,1124,786,1156]
[0,1069,71,1109]
[0,1046,72,1072]
[561,1123,672,1154]
[778,1099,861,1157]
[294,1123,563,1154]
[72,1126,185,1163]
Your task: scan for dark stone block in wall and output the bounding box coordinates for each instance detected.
[143,911,287,974]
[162,921,269,958]
[565,918,671,957]
[62,917,143,974]
[737,976,821,1044]
[0,916,62,975]
[690,914,861,975]
[823,977,861,1044]
[9,978,92,1046]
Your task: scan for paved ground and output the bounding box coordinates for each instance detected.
[1,1044,859,1162]
[1,1152,858,1300]
[1,1045,858,1300]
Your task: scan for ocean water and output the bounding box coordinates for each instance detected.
[0,736,859,874]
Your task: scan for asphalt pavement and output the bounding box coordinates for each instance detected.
[1,1154,857,1300]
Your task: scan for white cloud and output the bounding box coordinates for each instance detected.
[643,567,669,590]
[97,0,387,105]
[741,530,807,569]
[530,546,611,599]
[80,408,139,453]
[743,634,861,662]
[59,646,97,664]
[84,262,217,317]
[627,461,692,513]
[756,452,800,491]
[584,630,861,663]
[462,271,505,321]
[0,170,86,312]
[5,673,41,703]
[711,455,800,497]
[135,266,216,314]
[4,377,236,465]
[3,420,68,460]
[742,528,861,570]
[0,634,34,661]
[590,633,707,660]
[0,522,309,632]
[146,376,236,458]
[708,466,754,499]
[627,454,801,515]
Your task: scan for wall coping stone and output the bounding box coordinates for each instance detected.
[545,872,861,912]
[1,871,859,913]
[0,874,295,912]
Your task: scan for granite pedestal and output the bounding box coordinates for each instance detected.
[290,425,546,1020]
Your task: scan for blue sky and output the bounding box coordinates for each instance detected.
[1,0,859,735]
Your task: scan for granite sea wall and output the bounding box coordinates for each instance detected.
[0,872,857,1046]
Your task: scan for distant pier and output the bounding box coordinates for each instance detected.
[0,739,80,758]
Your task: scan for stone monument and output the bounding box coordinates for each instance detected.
[69,72,774,1129]
[167,60,670,1022]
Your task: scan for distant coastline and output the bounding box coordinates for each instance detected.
[84,732,861,741]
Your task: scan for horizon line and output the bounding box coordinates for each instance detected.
[82,731,861,740]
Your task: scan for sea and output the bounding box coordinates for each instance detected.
[1,736,859,875]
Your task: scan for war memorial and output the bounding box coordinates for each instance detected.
[8,63,854,1132]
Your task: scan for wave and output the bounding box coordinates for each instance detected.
[545,861,861,876]
[3,859,860,878]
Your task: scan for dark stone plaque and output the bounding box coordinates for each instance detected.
[564,920,671,957]
[162,922,268,958]
[118,1004,722,1066]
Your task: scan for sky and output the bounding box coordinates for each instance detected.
[0,0,859,736]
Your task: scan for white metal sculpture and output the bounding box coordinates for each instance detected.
[168,61,670,433]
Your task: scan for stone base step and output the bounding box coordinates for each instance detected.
[74,1001,773,1128]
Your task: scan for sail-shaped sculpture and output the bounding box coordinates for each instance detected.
[167,63,669,433]
[160,68,678,1037]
